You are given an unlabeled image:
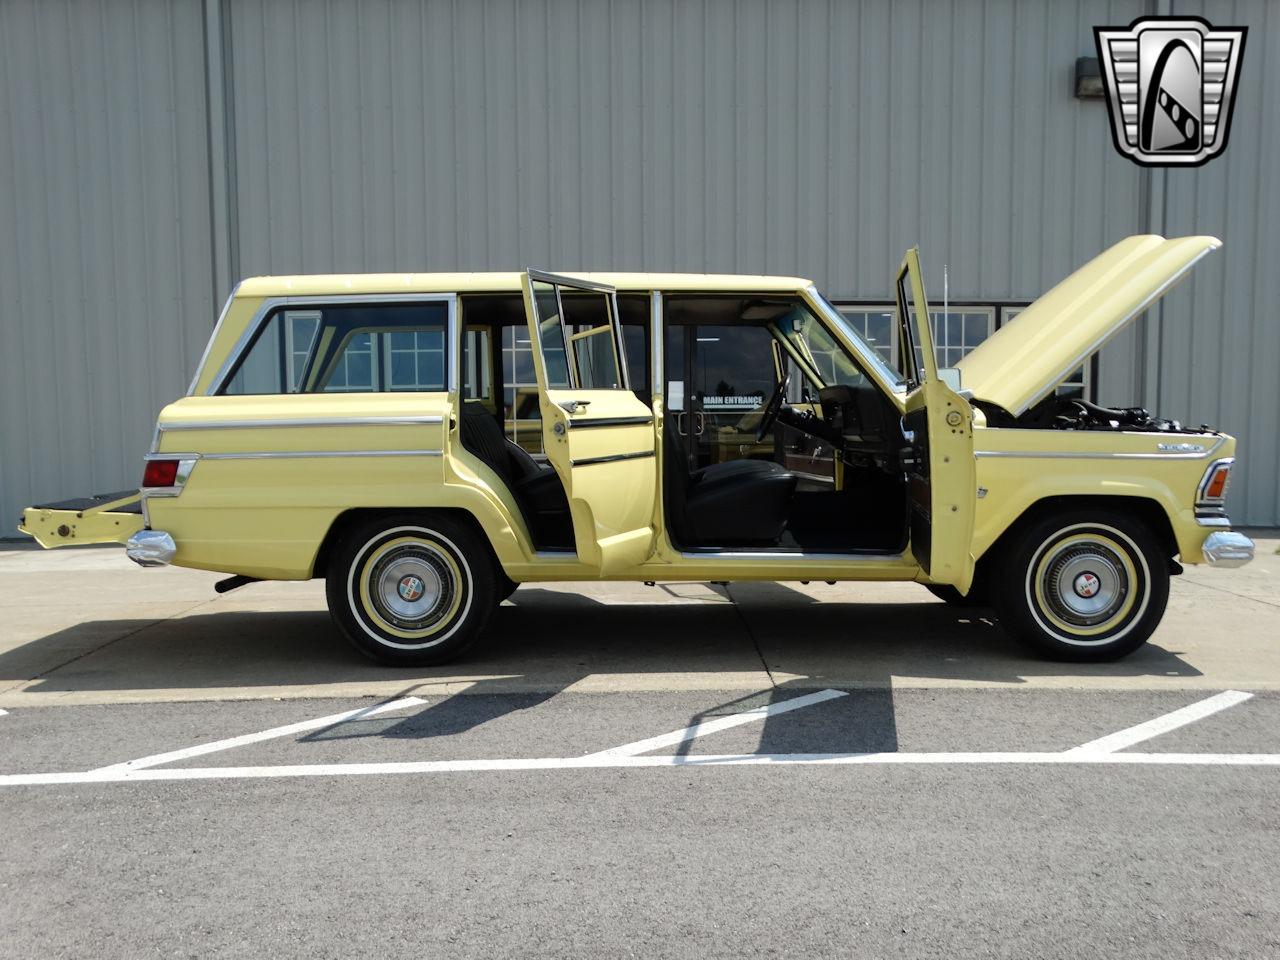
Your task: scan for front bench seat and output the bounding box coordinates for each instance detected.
[663,414,797,547]
[459,403,573,549]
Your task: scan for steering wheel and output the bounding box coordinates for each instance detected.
[754,371,791,443]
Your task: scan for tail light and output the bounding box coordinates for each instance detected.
[142,459,179,488]
[141,455,198,496]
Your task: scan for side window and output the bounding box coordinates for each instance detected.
[561,292,624,390]
[221,301,449,395]
[530,281,573,389]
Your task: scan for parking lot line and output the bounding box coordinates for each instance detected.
[3,749,1280,787]
[92,696,428,773]
[1065,690,1253,756]
[587,688,848,757]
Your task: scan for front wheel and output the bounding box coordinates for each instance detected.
[325,514,496,666]
[992,510,1169,662]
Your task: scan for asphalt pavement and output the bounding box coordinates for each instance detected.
[1,539,1278,958]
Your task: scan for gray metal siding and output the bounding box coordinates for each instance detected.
[0,0,213,524]
[1155,0,1280,525]
[0,0,1276,528]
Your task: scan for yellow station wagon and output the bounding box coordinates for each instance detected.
[19,236,1254,665]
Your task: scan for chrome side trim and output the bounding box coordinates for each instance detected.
[187,282,241,396]
[974,438,1225,461]
[198,449,444,460]
[569,450,655,467]
[566,416,654,429]
[159,415,445,431]
[1202,531,1254,568]
[678,550,908,562]
[126,530,176,567]
[205,293,458,395]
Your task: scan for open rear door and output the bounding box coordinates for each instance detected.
[520,270,657,574]
[895,249,977,591]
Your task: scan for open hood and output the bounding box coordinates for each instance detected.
[955,235,1221,416]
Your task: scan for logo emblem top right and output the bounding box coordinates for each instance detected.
[1094,16,1247,167]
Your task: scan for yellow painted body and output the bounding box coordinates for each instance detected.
[17,255,1240,589]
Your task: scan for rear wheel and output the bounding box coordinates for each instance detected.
[325,514,495,666]
[992,509,1169,662]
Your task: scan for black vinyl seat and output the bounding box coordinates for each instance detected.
[663,414,797,547]
[459,402,573,549]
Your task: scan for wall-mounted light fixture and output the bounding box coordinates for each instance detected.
[1074,57,1104,99]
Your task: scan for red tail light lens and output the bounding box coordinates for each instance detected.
[143,459,180,488]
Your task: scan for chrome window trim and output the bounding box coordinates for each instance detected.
[569,450,655,467]
[650,291,664,406]
[159,415,444,431]
[205,293,458,395]
[187,282,242,396]
[525,269,615,294]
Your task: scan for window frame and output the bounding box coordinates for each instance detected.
[206,293,459,397]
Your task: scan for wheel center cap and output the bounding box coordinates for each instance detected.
[397,575,426,602]
[1073,572,1101,598]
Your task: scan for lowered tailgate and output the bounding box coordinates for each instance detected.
[18,489,144,548]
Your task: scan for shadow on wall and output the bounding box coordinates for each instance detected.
[1,582,1202,756]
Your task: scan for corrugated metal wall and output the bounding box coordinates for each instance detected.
[1154,1,1280,526]
[1,0,1276,528]
[0,0,213,528]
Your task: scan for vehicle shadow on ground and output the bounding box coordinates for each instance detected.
[2,582,1202,756]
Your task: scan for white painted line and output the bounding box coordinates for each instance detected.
[93,696,427,773]
[588,688,848,757]
[0,708,8,717]
[1065,690,1254,756]
[4,749,1280,786]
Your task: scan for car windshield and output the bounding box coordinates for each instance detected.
[808,290,907,390]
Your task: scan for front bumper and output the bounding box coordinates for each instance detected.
[126,530,176,567]
[1202,531,1254,568]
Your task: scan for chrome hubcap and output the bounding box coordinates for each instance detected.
[1043,543,1128,626]
[374,552,447,626]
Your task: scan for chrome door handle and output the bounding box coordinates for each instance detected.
[561,400,593,414]
[677,412,688,435]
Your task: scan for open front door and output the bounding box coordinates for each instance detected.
[520,270,658,574]
[895,249,977,591]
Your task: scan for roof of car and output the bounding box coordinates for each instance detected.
[234,272,814,297]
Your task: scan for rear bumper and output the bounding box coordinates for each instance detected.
[1202,531,1254,568]
[125,530,176,567]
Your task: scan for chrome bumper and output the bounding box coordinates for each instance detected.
[1202,531,1254,568]
[126,530,176,567]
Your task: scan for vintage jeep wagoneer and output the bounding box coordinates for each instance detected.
[19,236,1254,665]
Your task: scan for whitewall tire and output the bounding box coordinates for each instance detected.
[325,514,496,666]
[992,509,1169,662]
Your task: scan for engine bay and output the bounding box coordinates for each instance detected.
[977,395,1220,435]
